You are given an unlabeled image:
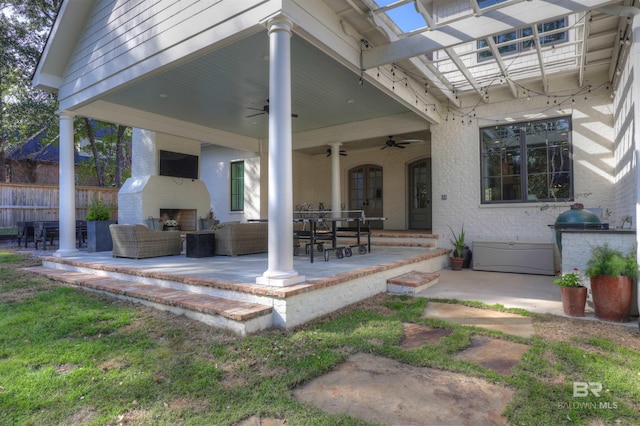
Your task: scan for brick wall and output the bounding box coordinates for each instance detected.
[432,86,615,255]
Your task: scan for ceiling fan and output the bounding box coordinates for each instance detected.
[381,135,422,149]
[326,148,347,157]
[246,100,298,118]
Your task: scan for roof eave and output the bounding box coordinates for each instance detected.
[32,0,97,92]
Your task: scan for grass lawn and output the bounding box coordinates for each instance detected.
[0,249,639,425]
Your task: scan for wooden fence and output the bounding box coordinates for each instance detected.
[0,183,118,227]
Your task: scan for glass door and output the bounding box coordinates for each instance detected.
[349,165,383,229]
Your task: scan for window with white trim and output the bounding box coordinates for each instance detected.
[230,161,244,211]
[478,18,567,60]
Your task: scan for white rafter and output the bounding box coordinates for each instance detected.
[363,0,460,106]
[363,0,618,68]
[485,37,520,98]
[443,47,488,102]
[531,25,550,94]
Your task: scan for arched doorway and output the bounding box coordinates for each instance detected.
[348,164,383,228]
[408,158,432,230]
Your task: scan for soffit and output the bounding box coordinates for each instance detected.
[101,33,411,145]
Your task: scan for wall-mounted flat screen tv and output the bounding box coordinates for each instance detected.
[159,150,199,180]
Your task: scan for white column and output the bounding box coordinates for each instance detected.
[257,17,305,287]
[633,14,640,326]
[55,111,78,256]
[328,142,343,218]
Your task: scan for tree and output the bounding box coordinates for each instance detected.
[75,119,131,188]
[0,1,61,153]
[2,1,131,187]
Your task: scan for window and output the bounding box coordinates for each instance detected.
[477,0,508,8]
[480,117,572,204]
[478,18,567,60]
[230,161,244,211]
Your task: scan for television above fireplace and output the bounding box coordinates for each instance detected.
[159,150,199,180]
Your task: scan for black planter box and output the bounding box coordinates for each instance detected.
[87,220,117,252]
[186,233,215,258]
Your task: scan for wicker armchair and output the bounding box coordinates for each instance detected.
[110,224,183,259]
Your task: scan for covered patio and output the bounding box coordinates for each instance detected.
[30,0,640,330]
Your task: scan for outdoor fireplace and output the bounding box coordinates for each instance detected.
[160,209,197,231]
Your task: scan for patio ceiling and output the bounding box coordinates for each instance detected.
[91,0,628,155]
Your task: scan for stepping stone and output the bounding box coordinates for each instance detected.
[455,335,530,375]
[422,302,535,338]
[294,353,513,426]
[401,322,453,348]
[235,416,285,426]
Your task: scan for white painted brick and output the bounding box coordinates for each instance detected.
[431,89,618,256]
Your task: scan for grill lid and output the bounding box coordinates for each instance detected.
[554,203,601,226]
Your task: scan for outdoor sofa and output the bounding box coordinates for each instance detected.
[109,224,182,259]
[211,221,268,256]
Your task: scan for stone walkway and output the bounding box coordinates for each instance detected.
[286,302,534,426]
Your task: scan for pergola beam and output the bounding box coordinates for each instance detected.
[485,37,519,98]
[531,25,550,94]
[363,0,619,69]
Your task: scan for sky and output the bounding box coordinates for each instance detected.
[374,1,427,33]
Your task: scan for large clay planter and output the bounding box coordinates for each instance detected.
[450,257,464,271]
[560,286,587,317]
[590,275,633,322]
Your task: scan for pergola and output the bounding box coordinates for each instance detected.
[33,0,639,285]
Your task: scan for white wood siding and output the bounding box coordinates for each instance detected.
[58,0,275,107]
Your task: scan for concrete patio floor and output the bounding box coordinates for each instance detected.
[15,242,639,327]
[420,268,639,328]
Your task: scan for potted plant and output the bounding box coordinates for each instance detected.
[585,244,638,322]
[553,268,587,317]
[199,208,219,230]
[448,225,466,271]
[163,219,179,231]
[85,197,116,252]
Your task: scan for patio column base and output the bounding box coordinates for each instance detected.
[54,248,80,257]
[256,272,305,287]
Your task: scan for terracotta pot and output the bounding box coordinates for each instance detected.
[590,275,633,322]
[450,257,464,271]
[560,286,587,317]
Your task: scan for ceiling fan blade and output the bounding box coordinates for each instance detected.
[245,112,265,118]
[400,139,424,143]
[291,113,299,118]
[395,144,406,148]
[327,148,347,156]
[380,145,388,150]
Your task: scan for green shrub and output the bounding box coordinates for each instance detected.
[585,244,638,279]
[85,197,111,221]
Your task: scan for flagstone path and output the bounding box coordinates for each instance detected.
[282,303,534,425]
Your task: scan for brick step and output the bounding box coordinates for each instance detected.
[387,271,440,295]
[24,266,273,335]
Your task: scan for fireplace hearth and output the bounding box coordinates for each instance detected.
[160,209,197,231]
